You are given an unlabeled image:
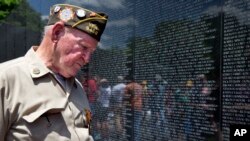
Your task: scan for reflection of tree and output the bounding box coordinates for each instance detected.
[200,14,221,82]
[0,0,43,62]
[88,46,130,84]
[0,0,22,21]
[130,16,220,84]
[126,36,155,80]
[126,37,136,80]
[0,0,43,31]
[119,14,221,88]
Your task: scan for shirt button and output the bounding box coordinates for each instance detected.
[33,68,40,74]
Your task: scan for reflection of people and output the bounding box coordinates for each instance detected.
[111,76,126,138]
[183,80,193,141]
[193,74,213,139]
[82,75,98,115]
[0,4,108,141]
[150,74,167,140]
[96,78,112,141]
[124,82,143,141]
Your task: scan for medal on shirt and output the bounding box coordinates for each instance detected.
[84,108,92,134]
[85,108,92,124]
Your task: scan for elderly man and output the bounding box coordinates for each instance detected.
[0,4,108,141]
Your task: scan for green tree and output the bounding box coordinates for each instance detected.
[0,0,22,20]
[0,0,43,31]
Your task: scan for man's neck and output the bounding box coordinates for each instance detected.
[36,40,58,74]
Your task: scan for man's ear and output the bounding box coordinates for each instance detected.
[51,22,65,43]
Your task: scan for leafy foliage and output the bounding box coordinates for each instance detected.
[0,0,43,31]
[0,0,22,20]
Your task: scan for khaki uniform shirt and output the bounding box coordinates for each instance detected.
[0,47,92,141]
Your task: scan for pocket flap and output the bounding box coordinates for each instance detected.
[23,108,64,123]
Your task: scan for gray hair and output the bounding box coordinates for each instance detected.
[41,25,72,41]
[41,25,52,38]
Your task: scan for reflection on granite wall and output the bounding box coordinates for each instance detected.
[1,0,250,141]
[0,0,43,62]
[0,24,41,62]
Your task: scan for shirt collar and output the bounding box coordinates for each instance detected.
[25,46,52,78]
[25,46,78,88]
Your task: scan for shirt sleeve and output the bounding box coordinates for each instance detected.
[0,73,9,140]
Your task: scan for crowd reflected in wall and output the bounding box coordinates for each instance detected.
[1,0,250,141]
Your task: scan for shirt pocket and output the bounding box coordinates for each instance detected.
[21,108,70,141]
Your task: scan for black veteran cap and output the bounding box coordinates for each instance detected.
[47,4,108,41]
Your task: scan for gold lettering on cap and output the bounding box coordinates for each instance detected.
[90,12,97,17]
[86,23,99,35]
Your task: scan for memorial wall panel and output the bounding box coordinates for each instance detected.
[223,0,250,140]
[133,0,220,140]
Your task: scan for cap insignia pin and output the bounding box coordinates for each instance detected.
[76,9,86,18]
[54,6,61,13]
[59,8,74,22]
